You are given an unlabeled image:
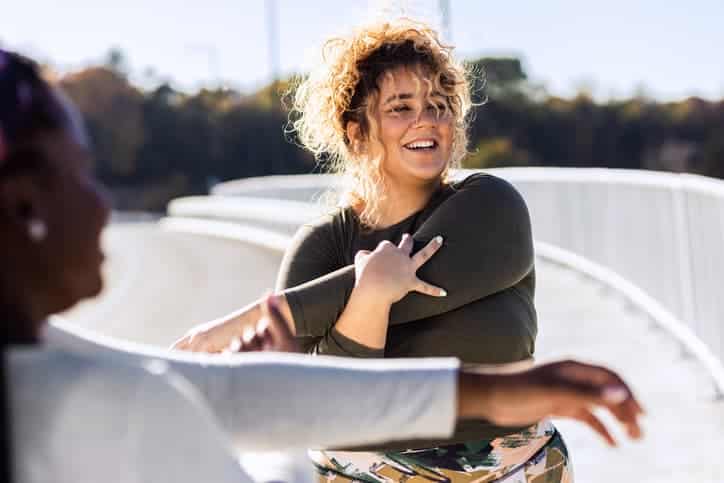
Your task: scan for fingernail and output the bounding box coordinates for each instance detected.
[603,386,628,403]
[242,326,256,344]
[256,317,270,332]
[228,337,241,352]
[439,289,447,297]
[434,235,443,244]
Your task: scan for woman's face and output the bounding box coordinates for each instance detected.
[372,65,454,186]
[3,105,112,324]
[37,125,110,311]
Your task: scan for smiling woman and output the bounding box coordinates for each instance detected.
[173,18,573,482]
[289,23,472,229]
[273,18,574,482]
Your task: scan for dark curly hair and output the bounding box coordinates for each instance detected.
[0,50,69,177]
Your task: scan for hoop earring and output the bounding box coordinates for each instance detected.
[28,218,47,242]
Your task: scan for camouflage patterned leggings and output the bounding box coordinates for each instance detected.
[310,420,572,482]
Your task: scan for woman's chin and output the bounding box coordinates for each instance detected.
[406,162,448,182]
[69,266,105,307]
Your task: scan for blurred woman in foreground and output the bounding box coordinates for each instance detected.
[0,49,642,483]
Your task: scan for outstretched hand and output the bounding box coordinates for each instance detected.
[460,360,644,446]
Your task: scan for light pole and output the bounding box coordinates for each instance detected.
[438,0,451,42]
[265,0,281,83]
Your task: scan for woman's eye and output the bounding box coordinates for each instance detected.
[391,105,410,113]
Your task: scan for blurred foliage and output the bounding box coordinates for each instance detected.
[56,51,724,211]
[466,137,535,169]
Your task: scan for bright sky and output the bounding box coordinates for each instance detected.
[2,0,723,101]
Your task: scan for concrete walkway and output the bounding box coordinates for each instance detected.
[535,262,724,483]
[63,222,281,346]
[64,223,724,482]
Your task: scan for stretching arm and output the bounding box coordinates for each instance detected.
[281,174,534,337]
[47,321,458,450]
[45,322,644,450]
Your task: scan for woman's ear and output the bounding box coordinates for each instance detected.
[346,121,364,155]
[0,175,46,233]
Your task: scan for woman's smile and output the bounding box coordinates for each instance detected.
[403,138,439,152]
[376,66,453,183]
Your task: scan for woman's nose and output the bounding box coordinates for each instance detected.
[413,107,438,128]
[94,181,113,226]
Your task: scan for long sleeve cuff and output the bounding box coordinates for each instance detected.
[311,327,385,358]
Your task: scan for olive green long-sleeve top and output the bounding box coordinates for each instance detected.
[276,173,538,449]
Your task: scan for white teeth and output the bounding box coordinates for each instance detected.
[405,140,435,149]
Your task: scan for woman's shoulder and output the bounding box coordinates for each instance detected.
[294,206,358,243]
[453,171,515,190]
[303,205,356,228]
[450,172,527,207]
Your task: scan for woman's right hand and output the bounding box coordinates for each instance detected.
[353,234,447,305]
[172,294,297,353]
[171,316,245,353]
[458,360,645,446]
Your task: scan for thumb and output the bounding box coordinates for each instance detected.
[261,294,297,352]
[355,250,371,262]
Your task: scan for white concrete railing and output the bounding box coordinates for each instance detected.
[162,213,724,395]
[169,168,724,395]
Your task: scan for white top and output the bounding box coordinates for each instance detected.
[8,322,459,483]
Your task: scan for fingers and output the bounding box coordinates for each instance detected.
[557,360,646,423]
[260,294,299,353]
[398,233,414,255]
[171,336,188,351]
[413,278,447,297]
[354,249,371,261]
[552,386,642,443]
[607,396,643,440]
[539,361,644,442]
[597,385,643,440]
[572,408,617,447]
[544,361,641,410]
[171,332,217,353]
[227,295,300,353]
[223,328,261,353]
[241,325,263,351]
[411,235,444,270]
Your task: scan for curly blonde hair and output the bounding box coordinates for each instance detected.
[289,18,473,228]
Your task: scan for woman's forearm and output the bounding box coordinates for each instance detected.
[46,323,460,451]
[332,286,391,350]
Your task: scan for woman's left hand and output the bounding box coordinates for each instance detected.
[353,234,447,305]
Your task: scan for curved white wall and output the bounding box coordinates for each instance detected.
[203,168,724,377]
